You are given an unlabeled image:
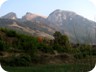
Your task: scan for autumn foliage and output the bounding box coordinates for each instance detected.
[37,36,43,43]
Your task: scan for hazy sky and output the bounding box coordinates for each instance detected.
[0,0,96,21]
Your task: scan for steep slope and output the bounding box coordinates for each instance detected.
[47,9,96,44]
[0,18,55,39]
[0,12,56,39]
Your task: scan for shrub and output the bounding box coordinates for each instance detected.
[52,44,64,53]
[38,43,53,53]
[73,45,92,59]
[0,28,17,37]
[91,48,96,55]
[0,40,9,51]
[0,54,32,66]
[74,52,87,59]
[6,30,17,37]
[53,31,71,53]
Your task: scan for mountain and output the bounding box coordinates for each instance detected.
[1,12,17,20]
[47,9,96,44]
[0,12,55,39]
[0,10,96,44]
[22,12,48,24]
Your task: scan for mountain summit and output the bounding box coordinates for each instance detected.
[22,12,47,22]
[1,12,17,20]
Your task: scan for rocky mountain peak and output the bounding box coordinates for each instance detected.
[22,12,35,21]
[1,12,17,20]
[49,9,76,16]
[22,12,47,21]
[47,9,77,26]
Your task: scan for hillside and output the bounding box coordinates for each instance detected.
[0,28,95,67]
[0,18,55,39]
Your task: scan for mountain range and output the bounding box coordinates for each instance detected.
[0,9,96,44]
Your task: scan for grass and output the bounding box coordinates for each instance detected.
[3,64,94,72]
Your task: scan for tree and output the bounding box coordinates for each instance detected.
[53,31,70,46]
[53,31,62,44]
[53,31,62,39]
[53,31,71,52]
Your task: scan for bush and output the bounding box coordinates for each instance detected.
[0,40,9,51]
[74,52,87,59]
[52,44,64,53]
[91,48,96,55]
[73,45,92,59]
[0,40,5,51]
[53,31,71,53]
[0,28,17,37]
[38,43,53,53]
[1,54,32,66]
[6,30,17,37]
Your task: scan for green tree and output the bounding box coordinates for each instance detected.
[53,31,62,44]
[53,31,71,52]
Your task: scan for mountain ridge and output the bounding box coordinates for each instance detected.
[0,9,96,44]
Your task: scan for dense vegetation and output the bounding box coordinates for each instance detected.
[0,28,95,71]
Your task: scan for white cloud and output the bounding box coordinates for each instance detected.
[89,0,96,7]
[0,0,7,7]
